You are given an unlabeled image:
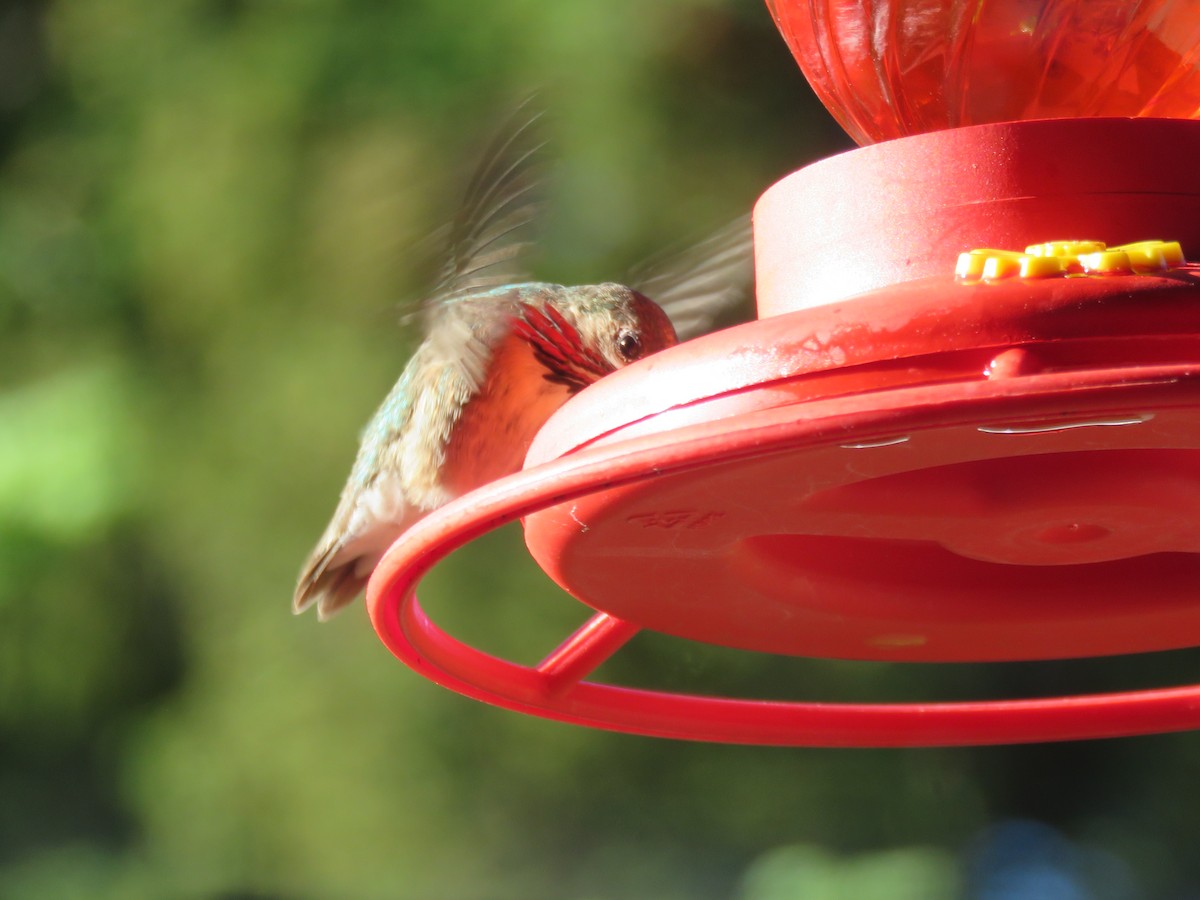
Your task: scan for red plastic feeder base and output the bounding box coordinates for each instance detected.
[368,118,1200,746]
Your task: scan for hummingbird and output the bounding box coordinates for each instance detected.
[294,105,753,620]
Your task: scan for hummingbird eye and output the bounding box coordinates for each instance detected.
[615,330,642,361]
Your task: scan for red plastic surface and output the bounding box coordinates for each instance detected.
[766,0,1200,144]
[368,357,1200,746]
[524,274,1200,663]
[369,270,1200,744]
[367,119,1200,745]
[753,118,1200,313]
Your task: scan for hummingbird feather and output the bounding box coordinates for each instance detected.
[630,213,755,340]
[430,98,545,306]
[295,103,546,620]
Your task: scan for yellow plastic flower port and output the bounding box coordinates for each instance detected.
[956,249,1065,282]
[1025,241,1106,258]
[957,239,1187,283]
[1113,240,1186,271]
[1078,249,1133,275]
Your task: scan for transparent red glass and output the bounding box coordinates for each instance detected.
[767,0,1200,144]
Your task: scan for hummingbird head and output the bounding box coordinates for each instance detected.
[513,283,679,391]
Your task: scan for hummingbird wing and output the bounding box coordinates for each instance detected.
[293,366,421,619]
[293,338,485,620]
[296,103,547,620]
[630,214,755,341]
[427,98,546,310]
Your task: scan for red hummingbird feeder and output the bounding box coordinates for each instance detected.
[368,0,1200,745]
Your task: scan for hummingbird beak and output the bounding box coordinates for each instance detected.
[512,302,612,390]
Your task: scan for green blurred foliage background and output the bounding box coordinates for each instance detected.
[3,1,1200,897]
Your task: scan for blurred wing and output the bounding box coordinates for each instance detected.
[427,98,546,316]
[630,214,755,340]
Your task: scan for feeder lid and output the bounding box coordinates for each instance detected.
[524,260,1200,663]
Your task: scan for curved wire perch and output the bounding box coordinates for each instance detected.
[367,364,1200,746]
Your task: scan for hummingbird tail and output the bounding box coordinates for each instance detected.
[293,543,373,621]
